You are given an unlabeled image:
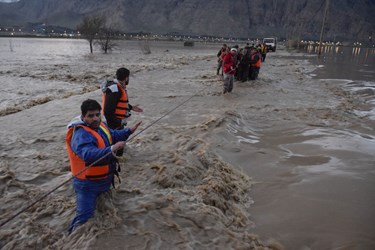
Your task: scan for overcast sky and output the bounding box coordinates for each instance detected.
[0,0,20,2]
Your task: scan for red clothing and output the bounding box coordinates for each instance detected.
[219,50,227,62]
[223,52,235,74]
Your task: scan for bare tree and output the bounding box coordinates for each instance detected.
[97,27,117,54]
[77,15,106,53]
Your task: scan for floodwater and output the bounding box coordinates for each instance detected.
[0,38,374,250]
[245,45,375,249]
[304,44,375,81]
[309,44,375,120]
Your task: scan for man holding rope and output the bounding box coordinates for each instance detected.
[66,99,141,233]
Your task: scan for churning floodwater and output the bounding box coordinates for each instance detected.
[239,45,375,249]
[0,38,374,249]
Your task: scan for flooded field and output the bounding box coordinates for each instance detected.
[0,38,374,249]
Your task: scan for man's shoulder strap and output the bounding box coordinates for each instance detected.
[101,80,119,93]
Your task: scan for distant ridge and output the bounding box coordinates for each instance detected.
[0,0,374,41]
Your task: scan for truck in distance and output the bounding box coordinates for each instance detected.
[263,37,277,52]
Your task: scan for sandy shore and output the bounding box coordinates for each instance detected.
[0,39,374,249]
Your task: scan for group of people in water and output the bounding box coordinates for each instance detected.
[216,43,268,94]
[66,43,270,233]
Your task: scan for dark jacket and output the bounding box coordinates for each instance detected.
[103,82,133,129]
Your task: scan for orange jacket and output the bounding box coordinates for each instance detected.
[66,122,112,180]
[251,53,262,68]
[102,82,130,120]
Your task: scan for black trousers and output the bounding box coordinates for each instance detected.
[248,67,260,80]
[238,64,249,82]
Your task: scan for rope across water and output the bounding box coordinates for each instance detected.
[0,84,211,228]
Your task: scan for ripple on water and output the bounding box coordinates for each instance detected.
[226,116,260,144]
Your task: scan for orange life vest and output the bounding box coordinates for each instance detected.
[66,122,113,180]
[251,53,262,68]
[102,82,130,119]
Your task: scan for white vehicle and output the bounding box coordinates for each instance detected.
[263,37,277,52]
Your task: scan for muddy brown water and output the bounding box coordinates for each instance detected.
[241,45,375,249]
[0,38,374,249]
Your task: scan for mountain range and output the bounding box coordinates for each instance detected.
[0,0,374,41]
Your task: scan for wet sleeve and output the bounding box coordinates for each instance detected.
[103,90,122,129]
[110,127,133,143]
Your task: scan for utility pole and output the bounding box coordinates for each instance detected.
[318,0,330,55]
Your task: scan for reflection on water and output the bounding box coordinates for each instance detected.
[300,44,375,120]
[300,45,375,81]
[282,127,375,177]
[231,117,375,249]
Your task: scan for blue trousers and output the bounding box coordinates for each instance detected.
[68,177,111,233]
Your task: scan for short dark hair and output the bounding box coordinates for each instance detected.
[81,99,101,116]
[116,67,130,81]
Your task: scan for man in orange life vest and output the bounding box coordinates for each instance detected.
[102,67,143,156]
[66,99,141,233]
[248,47,262,80]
